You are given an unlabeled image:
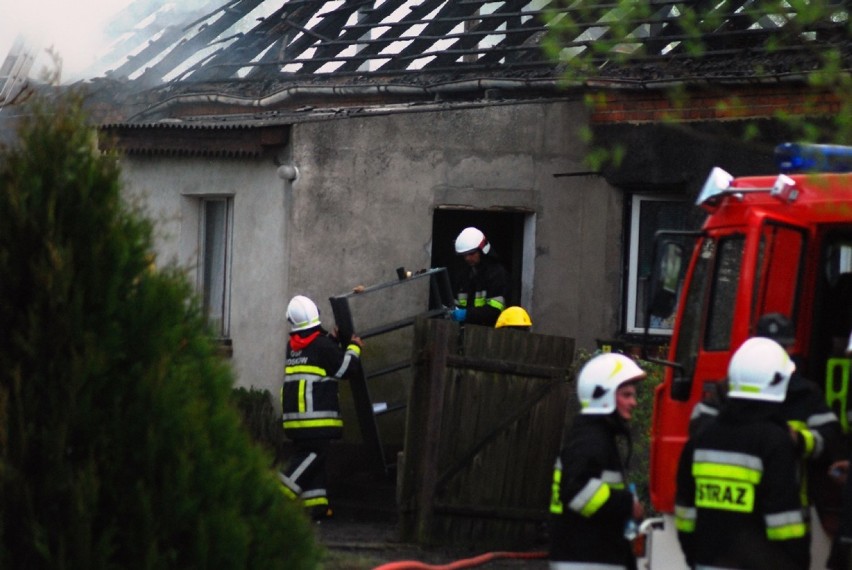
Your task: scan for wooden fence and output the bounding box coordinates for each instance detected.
[398,318,576,549]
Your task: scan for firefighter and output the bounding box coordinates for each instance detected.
[827,457,852,569]
[549,352,646,569]
[759,313,845,545]
[494,305,532,330]
[827,334,852,569]
[451,227,509,327]
[689,313,844,545]
[675,337,809,569]
[278,295,363,521]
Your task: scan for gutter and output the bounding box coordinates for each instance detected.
[127,77,572,122]
[125,67,836,123]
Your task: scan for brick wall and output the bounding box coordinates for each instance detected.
[589,85,842,124]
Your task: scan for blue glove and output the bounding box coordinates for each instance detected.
[451,308,467,322]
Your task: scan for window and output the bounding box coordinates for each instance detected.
[751,222,805,331]
[705,235,745,351]
[625,195,696,334]
[199,197,233,338]
[672,237,713,390]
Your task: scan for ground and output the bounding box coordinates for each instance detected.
[306,451,550,569]
[315,506,549,570]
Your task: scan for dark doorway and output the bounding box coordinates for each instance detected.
[431,208,527,309]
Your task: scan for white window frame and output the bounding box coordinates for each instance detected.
[625,194,689,335]
[198,197,233,339]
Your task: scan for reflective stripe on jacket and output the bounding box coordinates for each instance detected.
[675,400,810,569]
[549,414,636,568]
[281,330,360,441]
[454,254,509,326]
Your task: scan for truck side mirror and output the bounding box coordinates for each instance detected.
[648,241,684,320]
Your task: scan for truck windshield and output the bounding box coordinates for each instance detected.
[705,236,745,351]
[671,239,712,390]
[671,235,745,390]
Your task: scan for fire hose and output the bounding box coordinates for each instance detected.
[372,518,663,569]
[372,550,548,570]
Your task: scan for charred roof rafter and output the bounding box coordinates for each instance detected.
[89,0,850,99]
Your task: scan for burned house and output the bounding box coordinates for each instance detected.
[2,1,847,455]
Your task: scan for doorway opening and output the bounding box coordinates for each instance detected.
[431,208,532,311]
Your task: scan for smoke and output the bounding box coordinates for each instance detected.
[0,0,137,83]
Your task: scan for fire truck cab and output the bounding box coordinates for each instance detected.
[644,143,852,569]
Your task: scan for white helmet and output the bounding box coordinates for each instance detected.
[727,337,795,402]
[577,353,646,415]
[455,227,491,255]
[287,295,321,331]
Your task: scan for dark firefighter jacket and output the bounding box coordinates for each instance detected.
[453,254,509,327]
[281,327,361,441]
[549,413,637,569]
[676,400,810,570]
[689,372,844,512]
[827,450,852,569]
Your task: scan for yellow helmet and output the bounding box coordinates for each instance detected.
[495,306,532,329]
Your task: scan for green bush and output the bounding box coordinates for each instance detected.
[231,387,286,466]
[629,358,664,512]
[0,93,320,569]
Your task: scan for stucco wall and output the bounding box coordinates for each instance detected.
[288,99,623,352]
[119,156,291,399]
[115,98,624,443]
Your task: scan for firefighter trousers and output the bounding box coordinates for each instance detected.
[278,440,331,518]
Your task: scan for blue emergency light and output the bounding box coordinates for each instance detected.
[775,142,852,174]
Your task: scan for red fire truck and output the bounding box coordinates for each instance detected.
[642,143,852,568]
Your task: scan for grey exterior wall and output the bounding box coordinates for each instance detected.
[119,157,292,397]
[116,98,624,435]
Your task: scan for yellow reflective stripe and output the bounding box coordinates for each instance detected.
[675,516,695,533]
[303,496,329,508]
[279,485,298,500]
[765,509,808,541]
[286,364,327,376]
[765,510,807,541]
[474,297,486,307]
[692,463,762,484]
[788,419,814,506]
[283,418,343,429]
[825,358,850,433]
[675,505,698,532]
[788,420,815,457]
[580,484,610,517]
[767,522,807,540]
[569,480,611,518]
[550,465,563,515]
[298,380,307,413]
[346,344,361,356]
[675,505,696,532]
[486,298,506,311]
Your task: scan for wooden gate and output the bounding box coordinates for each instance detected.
[398,318,576,549]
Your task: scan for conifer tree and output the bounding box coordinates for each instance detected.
[0,93,320,569]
